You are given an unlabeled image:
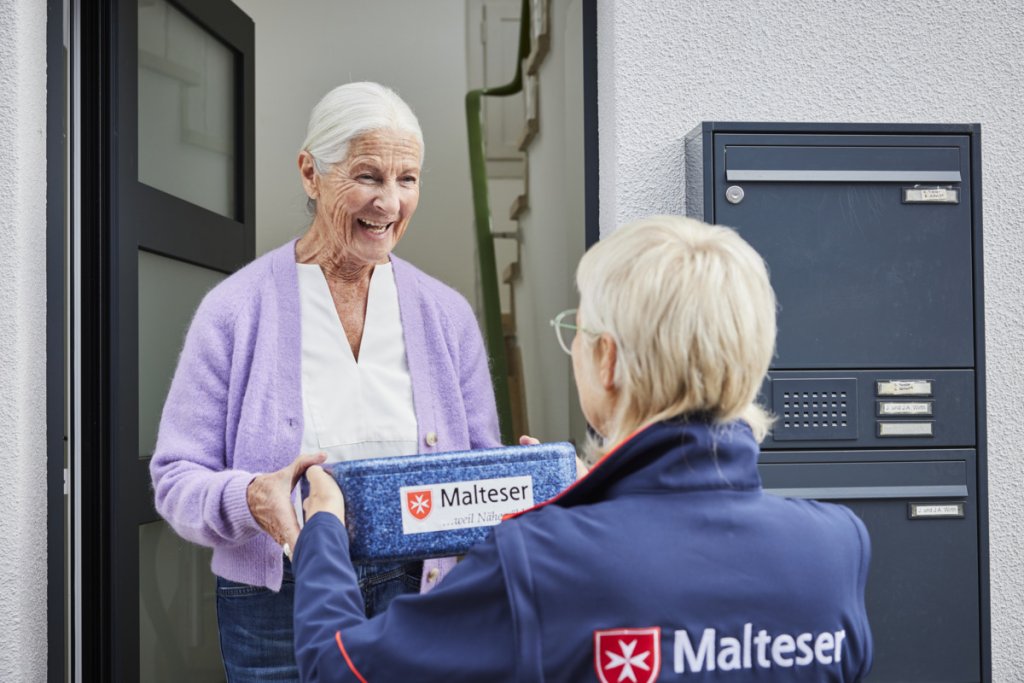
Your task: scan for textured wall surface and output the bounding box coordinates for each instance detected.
[0,0,49,680]
[598,0,1024,677]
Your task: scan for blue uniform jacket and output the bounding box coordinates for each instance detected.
[293,419,873,682]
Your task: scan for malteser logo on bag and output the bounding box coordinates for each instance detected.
[594,628,661,683]
[405,490,432,520]
[399,476,534,535]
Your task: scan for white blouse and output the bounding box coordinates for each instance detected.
[294,262,418,522]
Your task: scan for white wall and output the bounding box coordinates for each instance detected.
[515,0,587,444]
[598,0,1024,677]
[0,0,49,680]
[233,0,480,312]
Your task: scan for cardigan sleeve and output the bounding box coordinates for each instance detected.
[454,297,502,449]
[149,297,263,548]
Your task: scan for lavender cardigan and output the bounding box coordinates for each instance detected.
[150,240,501,591]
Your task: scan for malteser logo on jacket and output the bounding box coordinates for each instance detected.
[594,628,661,683]
[674,624,848,673]
[595,624,849,678]
[405,490,432,520]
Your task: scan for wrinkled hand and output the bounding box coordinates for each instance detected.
[303,465,345,526]
[519,434,589,479]
[247,452,326,552]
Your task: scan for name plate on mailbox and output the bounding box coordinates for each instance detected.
[909,502,965,519]
[877,380,933,397]
[903,186,960,204]
[878,401,933,417]
[878,421,934,437]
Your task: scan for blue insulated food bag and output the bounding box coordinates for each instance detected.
[302,443,577,563]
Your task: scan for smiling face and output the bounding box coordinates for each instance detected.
[300,129,422,268]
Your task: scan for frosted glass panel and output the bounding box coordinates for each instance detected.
[138,0,236,217]
[140,521,224,682]
[139,250,225,457]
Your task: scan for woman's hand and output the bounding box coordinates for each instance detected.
[247,452,326,553]
[303,465,346,526]
[519,434,589,479]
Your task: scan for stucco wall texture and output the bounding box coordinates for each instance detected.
[598,0,1024,677]
[0,0,49,680]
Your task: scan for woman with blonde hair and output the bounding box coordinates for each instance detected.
[292,215,873,682]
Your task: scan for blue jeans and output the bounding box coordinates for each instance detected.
[216,559,421,682]
[356,560,424,618]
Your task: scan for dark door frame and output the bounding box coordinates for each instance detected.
[583,0,599,249]
[46,0,67,680]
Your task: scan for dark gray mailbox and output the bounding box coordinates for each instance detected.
[686,122,987,682]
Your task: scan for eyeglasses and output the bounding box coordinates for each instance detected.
[549,308,598,356]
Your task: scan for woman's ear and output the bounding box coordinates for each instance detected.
[297,151,319,199]
[597,334,618,392]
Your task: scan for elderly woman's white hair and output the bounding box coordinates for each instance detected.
[300,81,425,177]
[576,215,776,457]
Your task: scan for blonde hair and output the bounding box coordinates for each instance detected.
[576,215,776,458]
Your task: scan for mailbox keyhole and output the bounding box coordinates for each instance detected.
[725,185,745,204]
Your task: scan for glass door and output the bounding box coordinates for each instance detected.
[77,0,254,679]
[126,1,254,679]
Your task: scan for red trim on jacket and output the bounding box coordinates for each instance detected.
[502,424,649,521]
[335,631,369,683]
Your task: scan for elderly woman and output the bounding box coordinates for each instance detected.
[150,82,500,681]
[292,215,874,682]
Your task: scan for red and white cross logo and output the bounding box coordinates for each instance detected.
[594,627,662,683]
[406,490,432,520]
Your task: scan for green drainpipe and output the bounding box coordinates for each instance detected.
[466,0,532,445]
